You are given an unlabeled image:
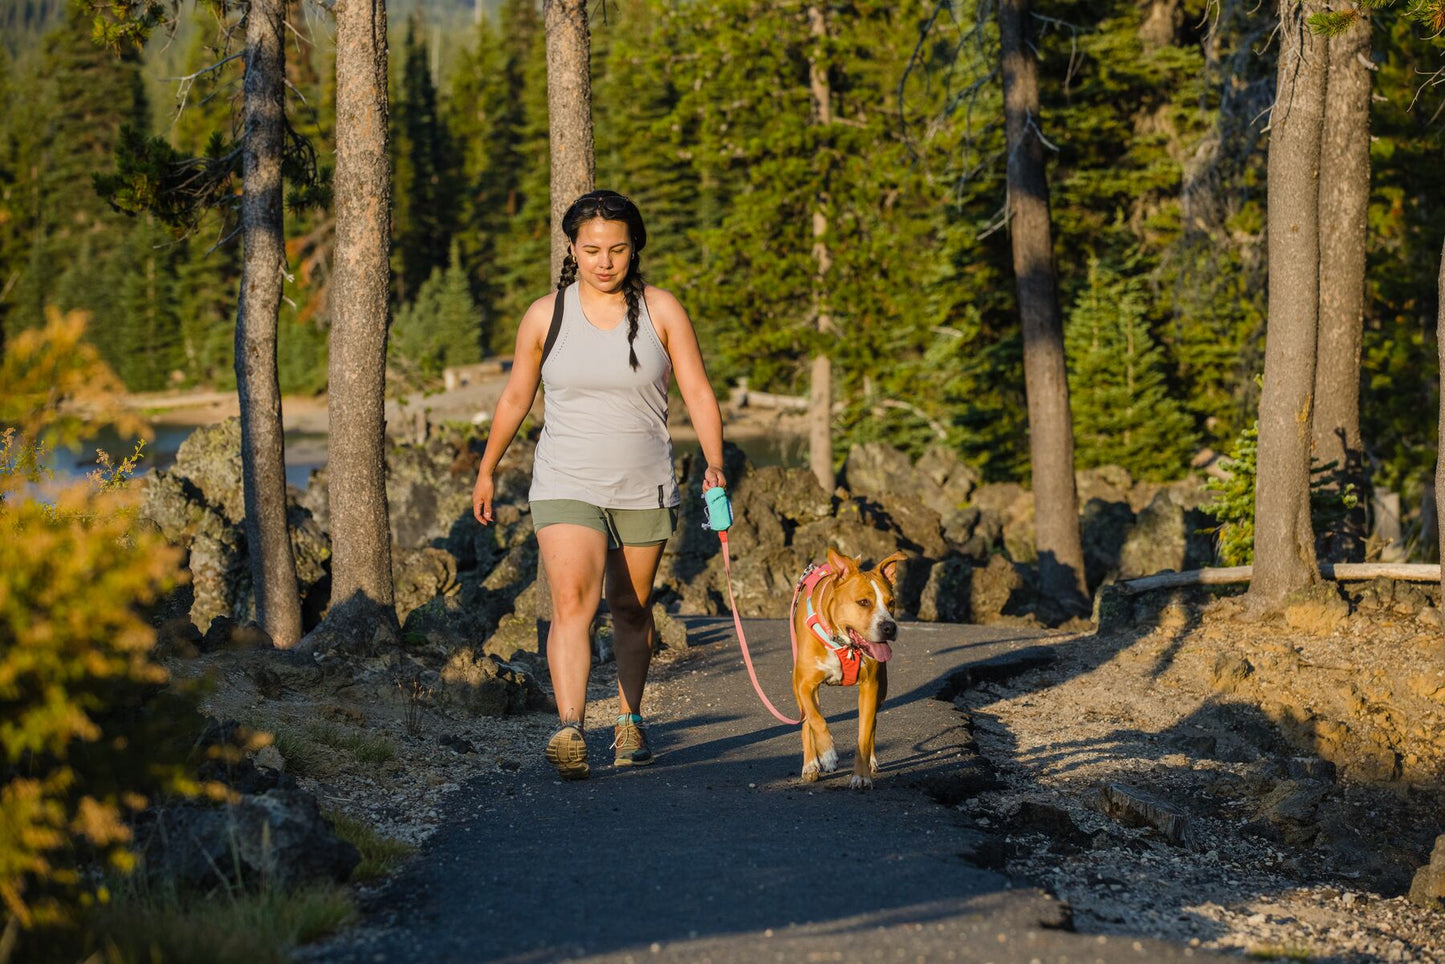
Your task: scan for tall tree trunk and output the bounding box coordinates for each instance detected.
[539,0,596,650]
[235,0,302,648]
[321,0,398,648]
[544,0,594,280]
[807,3,834,493]
[1436,238,1445,615]
[1313,17,1372,562]
[1250,0,1328,611]
[998,0,1087,610]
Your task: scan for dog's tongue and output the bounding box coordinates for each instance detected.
[849,629,893,663]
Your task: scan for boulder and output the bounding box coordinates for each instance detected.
[969,554,1031,624]
[861,493,948,559]
[401,594,490,656]
[385,435,475,551]
[392,546,460,624]
[172,417,247,523]
[969,483,1034,563]
[1255,779,1328,846]
[1075,465,1134,507]
[140,470,207,542]
[841,442,915,501]
[1080,497,1135,590]
[844,442,980,520]
[915,443,980,513]
[188,508,249,632]
[134,789,359,892]
[1093,782,1192,846]
[940,506,988,557]
[1409,833,1445,911]
[916,557,972,622]
[653,604,689,651]
[436,650,544,716]
[1118,489,1186,578]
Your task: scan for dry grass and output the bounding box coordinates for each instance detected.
[80,881,354,964]
[325,809,416,882]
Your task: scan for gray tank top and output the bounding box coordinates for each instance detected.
[530,283,681,509]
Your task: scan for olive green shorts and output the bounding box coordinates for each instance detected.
[531,499,679,550]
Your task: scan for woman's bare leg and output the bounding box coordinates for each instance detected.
[605,541,667,715]
[537,524,608,723]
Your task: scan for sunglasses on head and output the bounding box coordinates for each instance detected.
[582,193,631,218]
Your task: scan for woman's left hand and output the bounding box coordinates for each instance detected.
[703,465,727,492]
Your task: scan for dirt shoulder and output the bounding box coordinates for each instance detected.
[958,585,1445,962]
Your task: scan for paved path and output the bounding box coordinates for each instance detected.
[301,619,1226,964]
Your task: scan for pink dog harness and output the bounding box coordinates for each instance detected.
[798,563,864,687]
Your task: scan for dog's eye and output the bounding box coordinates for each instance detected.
[857,597,872,608]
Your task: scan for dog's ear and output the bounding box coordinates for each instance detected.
[875,550,908,585]
[826,546,859,574]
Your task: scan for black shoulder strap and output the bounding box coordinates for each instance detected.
[540,286,566,368]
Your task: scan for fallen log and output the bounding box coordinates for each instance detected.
[1117,563,1441,595]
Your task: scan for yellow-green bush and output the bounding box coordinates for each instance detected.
[0,310,208,931]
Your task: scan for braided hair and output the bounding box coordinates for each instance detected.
[560,190,648,371]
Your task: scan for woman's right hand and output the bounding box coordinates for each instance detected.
[473,470,495,526]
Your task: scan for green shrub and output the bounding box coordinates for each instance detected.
[1203,419,1360,565]
[0,310,210,932]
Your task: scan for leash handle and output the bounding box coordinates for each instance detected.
[702,485,733,532]
[718,531,802,726]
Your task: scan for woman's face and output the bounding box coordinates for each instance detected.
[571,217,633,294]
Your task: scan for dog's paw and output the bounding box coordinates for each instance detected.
[869,754,879,776]
[801,761,821,783]
[818,746,839,773]
[849,774,873,791]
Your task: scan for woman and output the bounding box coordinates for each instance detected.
[472,190,727,780]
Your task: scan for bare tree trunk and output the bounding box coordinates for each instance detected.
[1314,17,1371,563]
[539,0,596,651]
[544,0,594,280]
[235,0,302,648]
[319,0,398,649]
[1250,0,1328,612]
[998,0,1087,610]
[807,3,834,493]
[1436,238,1445,618]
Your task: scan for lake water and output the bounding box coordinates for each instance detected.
[47,424,803,492]
[46,424,328,491]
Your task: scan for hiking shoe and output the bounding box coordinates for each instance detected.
[612,714,653,766]
[544,721,589,780]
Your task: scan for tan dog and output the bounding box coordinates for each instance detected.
[791,547,908,790]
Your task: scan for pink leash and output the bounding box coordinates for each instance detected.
[717,531,803,726]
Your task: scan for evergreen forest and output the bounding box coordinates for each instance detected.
[2,0,1443,507]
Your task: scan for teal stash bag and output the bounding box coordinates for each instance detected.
[703,486,733,532]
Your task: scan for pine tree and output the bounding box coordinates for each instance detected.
[1066,259,1198,481]
[445,12,516,344]
[391,241,482,382]
[485,0,550,348]
[664,1,950,466]
[589,0,697,284]
[110,213,186,390]
[7,3,151,371]
[392,16,458,304]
